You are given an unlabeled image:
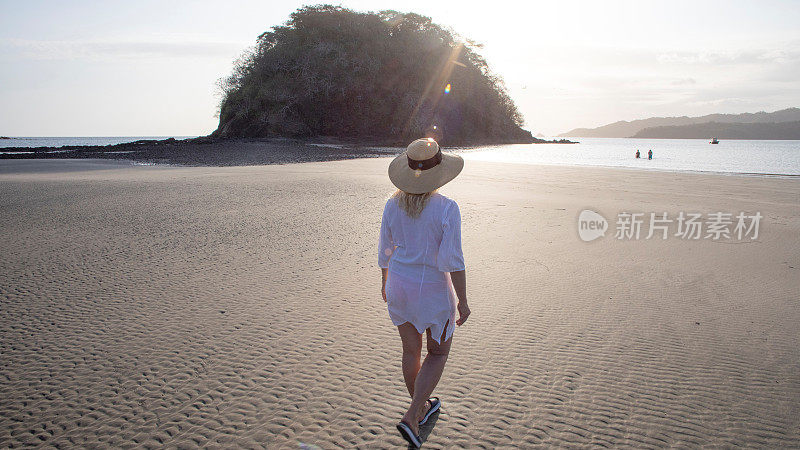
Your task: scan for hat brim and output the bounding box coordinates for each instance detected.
[388,152,464,194]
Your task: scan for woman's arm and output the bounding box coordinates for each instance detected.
[450,270,470,326]
[381,268,388,302]
[378,201,393,302]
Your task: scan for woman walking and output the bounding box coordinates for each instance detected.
[379,138,471,448]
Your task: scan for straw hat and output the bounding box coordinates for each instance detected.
[388,138,464,194]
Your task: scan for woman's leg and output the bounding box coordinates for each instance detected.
[401,321,452,433]
[397,322,423,397]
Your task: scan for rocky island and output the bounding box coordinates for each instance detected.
[213,5,560,146]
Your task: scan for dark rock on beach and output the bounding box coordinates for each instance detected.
[0,138,391,166]
[1,135,576,167]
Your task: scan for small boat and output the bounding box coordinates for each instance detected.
[710,138,719,144]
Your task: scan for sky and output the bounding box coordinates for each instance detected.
[1,0,798,136]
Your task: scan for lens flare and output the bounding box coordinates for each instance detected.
[444,83,451,94]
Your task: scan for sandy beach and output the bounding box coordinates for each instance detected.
[1,157,798,448]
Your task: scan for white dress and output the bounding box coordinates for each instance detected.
[378,193,465,343]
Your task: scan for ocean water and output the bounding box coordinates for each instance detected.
[0,136,196,149]
[2,136,799,176]
[457,138,800,176]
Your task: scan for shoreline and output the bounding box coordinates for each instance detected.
[3,155,799,180]
[459,159,800,179]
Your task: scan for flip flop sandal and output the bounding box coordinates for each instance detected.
[396,421,422,448]
[418,397,441,426]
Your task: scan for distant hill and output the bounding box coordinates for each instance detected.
[559,108,800,138]
[632,121,800,139]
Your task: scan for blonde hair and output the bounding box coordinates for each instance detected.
[392,189,437,219]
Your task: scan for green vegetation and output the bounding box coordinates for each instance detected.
[214,5,533,145]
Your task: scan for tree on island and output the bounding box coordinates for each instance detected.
[214,5,534,145]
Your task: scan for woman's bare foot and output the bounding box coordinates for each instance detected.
[400,415,419,435]
[419,400,432,423]
[401,400,430,435]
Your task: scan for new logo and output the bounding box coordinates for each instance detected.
[578,209,608,242]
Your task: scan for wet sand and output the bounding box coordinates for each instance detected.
[1,158,798,447]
